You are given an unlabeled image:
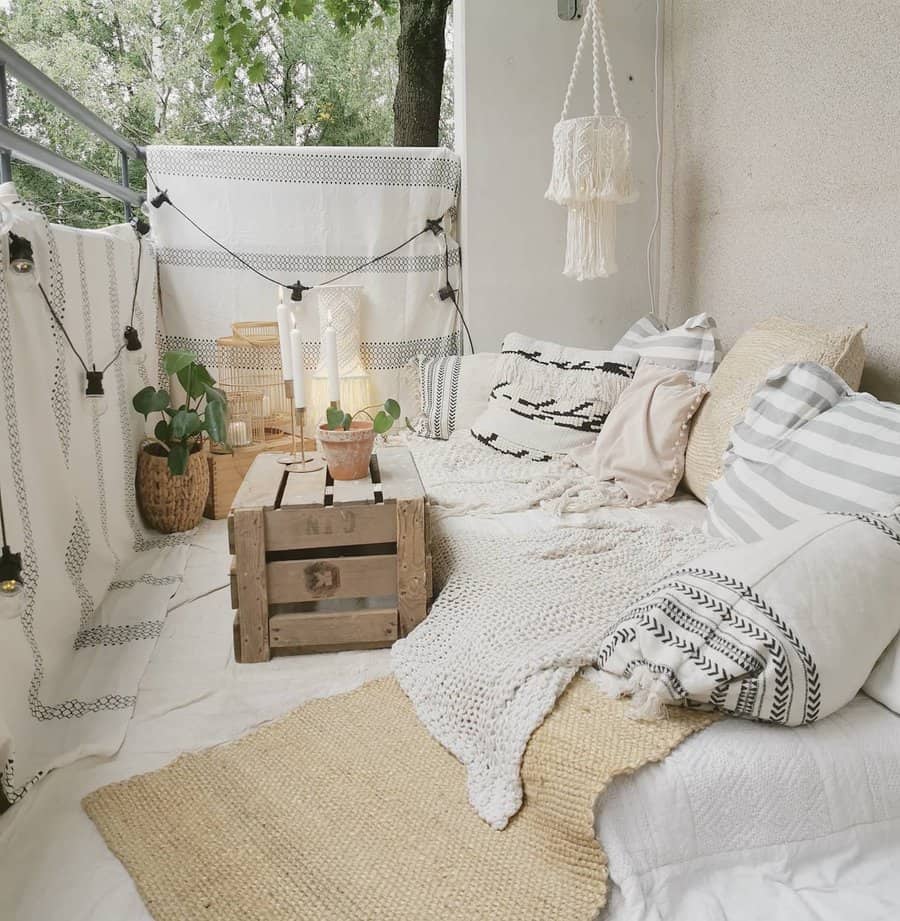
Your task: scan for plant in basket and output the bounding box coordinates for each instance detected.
[319,399,401,480]
[132,350,228,533]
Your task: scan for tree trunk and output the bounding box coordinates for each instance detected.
[393,0,451,147]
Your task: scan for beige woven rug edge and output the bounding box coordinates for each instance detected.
[83,677,717,921]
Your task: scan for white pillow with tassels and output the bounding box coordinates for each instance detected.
[469,332,636,460]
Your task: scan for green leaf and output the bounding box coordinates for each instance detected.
[167,442,189,476]
[163,350,197,376]
[247,57,266,84]
[384,398,401,420]
[373,410,393,434]
[205,399,227,444]
[202,383,227,404]
[154,419,171,443]
[133,386,170,419]
[326,405,345,430]
[171,408,203,440]
[176,362,215,399]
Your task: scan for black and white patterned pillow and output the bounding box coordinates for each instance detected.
[412,353,499,440]
[595,512,900,725]
[470,333,635,460]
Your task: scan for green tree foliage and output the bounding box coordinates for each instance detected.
[0,0,451,228]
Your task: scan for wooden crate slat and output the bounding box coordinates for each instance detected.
[380,448,426,502]
[269,608,398,648]
[233,508,270,663]
[231,452,287,511]
[264,505,396,551]
[278,463,330,507]
[397,496,428,636]
[266,554,397,604]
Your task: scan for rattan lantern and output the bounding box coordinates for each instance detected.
[215,321,291,443]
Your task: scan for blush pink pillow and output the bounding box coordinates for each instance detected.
[570,362,708,505]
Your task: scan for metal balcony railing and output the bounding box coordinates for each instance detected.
[0,39,145,221]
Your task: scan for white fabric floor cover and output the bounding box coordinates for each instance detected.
[0,191,188,805]
[147,145,462,416]
[2,439,899,920]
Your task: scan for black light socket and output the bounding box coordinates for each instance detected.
[150,189,170,209]
[437,284,454,301]
[123,326,142,352]
[426,218,444,236]
[85,368,105,397]
[8,232,35,274]
[290,282,310,302]
[0,544,22,587]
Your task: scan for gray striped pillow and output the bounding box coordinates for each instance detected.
[707,362,900,543]
[614,312,721,383]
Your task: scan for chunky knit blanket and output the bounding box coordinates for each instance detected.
[398,436,721,829]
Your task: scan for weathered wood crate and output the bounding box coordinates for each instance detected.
[229,448,431,662]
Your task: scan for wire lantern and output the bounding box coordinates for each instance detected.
[215,321,291,444]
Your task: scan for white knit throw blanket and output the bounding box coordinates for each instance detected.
[408,430,632,517]
[398,435,721,829]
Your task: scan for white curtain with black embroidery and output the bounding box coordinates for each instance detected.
[146,145,462,416]
[0,191,188,804]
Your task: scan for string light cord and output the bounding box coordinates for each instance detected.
[0,477,8,546]
[144,166,450,299]
[438,229,475,354]
[36,233,144,375]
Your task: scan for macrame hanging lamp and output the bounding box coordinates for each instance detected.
[546,0,637,280]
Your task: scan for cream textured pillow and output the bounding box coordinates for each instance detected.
[570,362,707,506]
[683,318,865,501]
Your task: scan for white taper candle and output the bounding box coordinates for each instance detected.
[290,324,306,409]
[324,311,340,403]
[276,287,293,382]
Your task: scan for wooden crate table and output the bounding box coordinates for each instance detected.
[229,447,431,663]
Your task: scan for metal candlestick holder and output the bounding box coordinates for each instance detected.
[277,381,323,473]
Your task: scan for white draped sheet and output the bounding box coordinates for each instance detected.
[146,145,462,416]
[0,194,188,804]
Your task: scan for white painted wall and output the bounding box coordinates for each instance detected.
[454,0,661,352]
[660,1,900,401]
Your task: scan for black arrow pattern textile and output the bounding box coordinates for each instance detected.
[595,512,900,726]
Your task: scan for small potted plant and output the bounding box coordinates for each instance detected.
[320,399,401,480]
[132,350,228,533]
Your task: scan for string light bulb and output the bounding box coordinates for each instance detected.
[8,232,35,274]
[85,368,108,418]
[0,546,23,620]
[123,325,145,365]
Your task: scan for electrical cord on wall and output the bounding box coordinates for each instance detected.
[646,0,663,319]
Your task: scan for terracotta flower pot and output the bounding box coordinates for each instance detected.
[136,443,209,533]
[318,421,376,480]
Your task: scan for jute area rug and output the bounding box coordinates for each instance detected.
[84,677,715,921]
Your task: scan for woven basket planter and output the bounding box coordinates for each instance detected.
[136,443,209,533]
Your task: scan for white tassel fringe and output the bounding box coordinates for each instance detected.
[564,200,618,280]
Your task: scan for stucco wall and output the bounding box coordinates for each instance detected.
[455,0,661,351]
[660,1,900,400]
